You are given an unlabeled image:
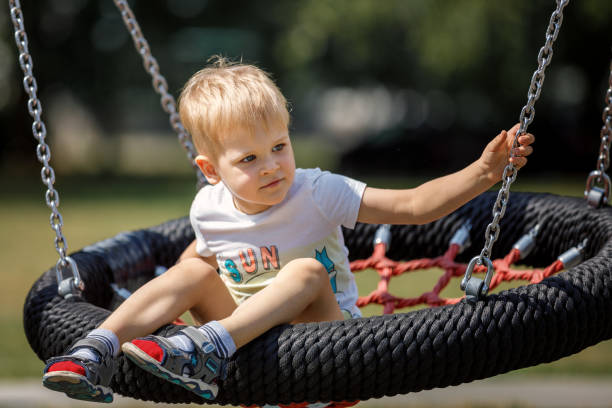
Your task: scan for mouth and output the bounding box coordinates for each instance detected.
[261,178,283,189]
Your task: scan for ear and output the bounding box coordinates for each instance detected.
[195,154,221,185]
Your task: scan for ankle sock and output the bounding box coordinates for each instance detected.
[71,347,100,363]
[167,321,236,359]
[168,331,195,352]
[71,328,120,362]
[197,321,236,359]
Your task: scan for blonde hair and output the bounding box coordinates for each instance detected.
[179,56,290,156]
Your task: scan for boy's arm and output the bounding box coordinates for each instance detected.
[357,124,534,225]
[177,239,219,269]
[358,161,491,225]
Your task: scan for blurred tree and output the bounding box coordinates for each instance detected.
[1,0,610,176]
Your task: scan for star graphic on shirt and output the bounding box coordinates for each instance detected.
[315,246,337,293]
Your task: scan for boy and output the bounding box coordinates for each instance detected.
[42,57,534,403]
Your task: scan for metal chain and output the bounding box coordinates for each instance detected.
[480,0,569,261]
[462,0,569,299]
[9,0,82,296]
[113,0,206,187]
[584,59,612,207]
[10,0,67,262]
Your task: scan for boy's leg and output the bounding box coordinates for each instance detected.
[100,258,236,344]
[223,258,343,348]
[123,257,341,399]
[44,258,235,401]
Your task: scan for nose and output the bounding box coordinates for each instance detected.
[260,155,280,175]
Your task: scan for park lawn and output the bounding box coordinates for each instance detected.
[1,174,611,379]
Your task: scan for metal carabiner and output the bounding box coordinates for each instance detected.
[55,256,84,298]
[450,220,472,254]
[584,170,611,208]
[461,256,495,302]
[512,224,541,260]
[373,224,392,248]
[558,238,588,269]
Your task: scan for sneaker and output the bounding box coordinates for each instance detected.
[42,337,115,403]
[122,326,226,400]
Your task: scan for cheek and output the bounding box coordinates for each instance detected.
[231,169,259,191]
[281,151,296,170]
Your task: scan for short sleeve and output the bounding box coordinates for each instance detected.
[310,169,366,229]
[190,193,214,257]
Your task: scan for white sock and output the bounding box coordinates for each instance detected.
[71,347,100,362]
[198,321,236,359]
[168,332,195,352]
[168,321,237,359]
[71,328,120,362]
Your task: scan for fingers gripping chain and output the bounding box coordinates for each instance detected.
[464,0,569,300]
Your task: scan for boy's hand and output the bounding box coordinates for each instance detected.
[478,123,535,183]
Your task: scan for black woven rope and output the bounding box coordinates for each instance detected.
[23,192,612,405]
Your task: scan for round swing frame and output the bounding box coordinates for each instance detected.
[24,191,612,405]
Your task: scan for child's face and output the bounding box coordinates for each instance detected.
[205,124,296,214]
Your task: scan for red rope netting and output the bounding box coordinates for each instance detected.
[349,224,582,314]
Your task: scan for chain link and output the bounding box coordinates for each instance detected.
[9,0,72,265]
[113,0,205,187]
[584,59,612,204]
[465,0,570,298]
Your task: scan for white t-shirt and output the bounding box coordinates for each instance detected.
[190,168,367,318]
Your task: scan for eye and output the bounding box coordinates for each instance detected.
[272,143,285,152]
[240,154,256,163]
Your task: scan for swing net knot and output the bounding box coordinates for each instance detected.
[351,222,576,314]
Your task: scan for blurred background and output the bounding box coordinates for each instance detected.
[1,1,611,407]
[2,0,612,178]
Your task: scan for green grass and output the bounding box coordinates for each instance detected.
[2,173,611,380]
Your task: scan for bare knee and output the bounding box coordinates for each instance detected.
[281,258,328,287]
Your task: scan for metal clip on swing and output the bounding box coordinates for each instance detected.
[461,224,542,302]
[558,238,588,269]
[513,224,541,260]
[461,256,494,302]
[55,256,84,298]
[453,220,494,303]
[373,224,392,248]
[584,59,612,208]
[450,220,472,253]
[585,171,611,208]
